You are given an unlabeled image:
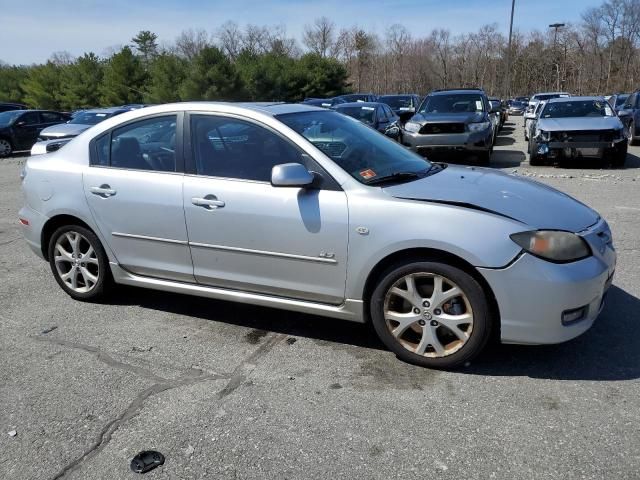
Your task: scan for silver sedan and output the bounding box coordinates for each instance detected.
[19,102,616,369]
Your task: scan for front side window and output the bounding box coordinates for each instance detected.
[278,110,431,184]
[20,112,40,125]
[93,115,176,172]
[41,112,65,123]
[191,115,306,181]
[419,94,485,114]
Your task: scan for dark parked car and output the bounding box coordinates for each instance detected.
[300,97,347,108]
[0,109,70,157]
[508,100,526,115]
[401,88,496,165]
[334,102,400,139]
[617,91,640,145]
[377,94,422,122]
[0,102,27,113]
[608,93,629,113]
[334,93,378,103]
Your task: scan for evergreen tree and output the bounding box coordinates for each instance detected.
[131,30,159,67]
[0,66,29,104]
[22,61,63,109]
[144,53,187,103]
[59,53,103,109]
[100,46,147,105]
[180,46,244,101]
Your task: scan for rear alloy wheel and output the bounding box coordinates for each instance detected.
[0,138,12,157]
[48,225,111,301]
[370,261,492,369]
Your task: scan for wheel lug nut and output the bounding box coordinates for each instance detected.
[431,320,439,327]
[422,300,430,307]
[413,308,420,314]
[434,309,442,315]
[418,320,426,326]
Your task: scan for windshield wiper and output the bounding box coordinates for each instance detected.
[365,170,425,186]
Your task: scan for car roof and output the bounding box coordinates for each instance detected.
[335,102,382,108]
[81,107,131,114]
[378,94,417,97]
[430,89,484,96]
[532,92,570,96]
[547,96,605,103]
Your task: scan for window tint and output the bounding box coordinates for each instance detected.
[94,134,110,166]
[20,112,40,125]
[385,105,395,118]
[107,115,177,171]
[41,112,64,123]
[191,115,305,181]
[624,94,635,109]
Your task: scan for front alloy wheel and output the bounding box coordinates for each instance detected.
[370,261,492,369]
[48,225,111,301]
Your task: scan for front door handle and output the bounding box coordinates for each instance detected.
[192,195,225,210]
[90,184,117,198]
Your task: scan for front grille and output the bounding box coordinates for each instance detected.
[419,123,466,134]
[549,130,618,142]
[312,141,347,157]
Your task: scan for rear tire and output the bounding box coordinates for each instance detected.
[48,225,112,301]
[369,261,493,369]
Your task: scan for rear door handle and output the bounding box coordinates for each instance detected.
[192,195,225,210]
[90,184,117,198]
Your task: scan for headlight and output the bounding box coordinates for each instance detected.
[404,121,421,133]
[535,129,550,141]
[468,121,490,132]
[510,230,591,263]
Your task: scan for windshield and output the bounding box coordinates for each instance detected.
[70,111,114,125]
[615,95,629,107]
[541,100,614,118]
[419,94,484,114]
[0,110,23,126]
[336,106,376,125]
[379,96,413,109]
[511,101,525,108]
[277,111,431,184]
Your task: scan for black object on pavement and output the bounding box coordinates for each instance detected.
[130,450,165,474]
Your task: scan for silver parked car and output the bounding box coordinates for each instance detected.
[20,102,616,369]
[528,96,627,167]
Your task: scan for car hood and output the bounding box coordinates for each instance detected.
[40,123,91,137]
[409,112,484,124]
[536,116,623,131]
[383,165,599,232]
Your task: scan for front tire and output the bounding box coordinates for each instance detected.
[48,225,111,301]
[0,138,13,157]
[628,121,637,146]
[370,261,493,369]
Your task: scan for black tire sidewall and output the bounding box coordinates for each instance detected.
[0,138,12,157]
[369,261,492,369]
[47,225,110,301]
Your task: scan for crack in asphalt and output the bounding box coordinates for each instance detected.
[33,333,285,479]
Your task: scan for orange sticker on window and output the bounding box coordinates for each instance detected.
[359,169,377,179]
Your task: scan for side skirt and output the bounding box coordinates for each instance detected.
[109,263,365,323]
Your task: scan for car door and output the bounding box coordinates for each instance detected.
[83,113,194,282]
[12,111,42,149]
[183,113,349,305]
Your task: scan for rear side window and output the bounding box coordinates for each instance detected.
[91,115,177,172]
[41,112,65,123]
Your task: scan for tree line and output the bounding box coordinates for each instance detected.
[1,0,639,110]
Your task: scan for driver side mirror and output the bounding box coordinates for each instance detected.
[271,163,314,188]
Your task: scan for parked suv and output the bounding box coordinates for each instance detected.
[402,88,496,165]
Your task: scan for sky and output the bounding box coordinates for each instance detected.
[0,0,604,65]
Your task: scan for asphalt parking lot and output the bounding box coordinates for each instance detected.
[1,115,639,480]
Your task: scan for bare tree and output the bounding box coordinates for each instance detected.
[303,17,335,57]
[176,29,211,60]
